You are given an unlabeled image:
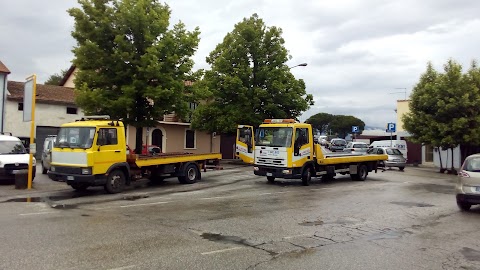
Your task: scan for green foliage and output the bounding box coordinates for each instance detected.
[403,59,480,170]
[305,113,333,134]
[44,69,68,85]
[190,14,314,134]
[306,112,365,138]
[69,0,200,152]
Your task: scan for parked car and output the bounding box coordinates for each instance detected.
[0,134,36,181]
[456,154,480,211]
[367,147,406,170]
[343,142,369,153]
[41,135,57,174]
[328,138,347,152]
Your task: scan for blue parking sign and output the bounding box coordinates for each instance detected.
[387,123,396,132]
[352,126,359,133]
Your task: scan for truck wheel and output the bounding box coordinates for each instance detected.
[42,162,47,174]
[178,163,199,184]
[104,169,126,194]
[267,176,275,183]
[301,168,312,186]
[356,165,368,181]
[71,183,89,191]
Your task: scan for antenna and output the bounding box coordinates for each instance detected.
[389,88,407,100]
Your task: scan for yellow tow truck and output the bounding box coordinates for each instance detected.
[236,119,388,185]
[48,116,221,193]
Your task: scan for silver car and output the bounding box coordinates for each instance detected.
[367,147,406,171]
[343,142,369,154]
[456,154,480,211]
[41,135,56,174]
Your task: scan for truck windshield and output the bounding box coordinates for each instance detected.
[255,127,293,147]
[55,127,96,149]
[0,141,27,154]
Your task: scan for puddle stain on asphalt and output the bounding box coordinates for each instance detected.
[461,247,480,262]
[390,201,434,208]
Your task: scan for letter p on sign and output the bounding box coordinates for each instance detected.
[387,123,396,132]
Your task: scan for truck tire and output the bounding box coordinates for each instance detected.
[42,162,47,174]
[104,169,126,194]
[356,165,368,181]
[301,168,312,186]
[457,201,472,211]
[71,183,89,191]
[267,176,275,183]
[178,163,199,184]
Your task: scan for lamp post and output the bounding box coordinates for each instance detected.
[289,63,308,69]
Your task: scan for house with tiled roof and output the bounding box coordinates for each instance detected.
[58,66,223,156]
[0,61,85,158]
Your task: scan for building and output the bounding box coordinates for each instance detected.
[59,66,221,155]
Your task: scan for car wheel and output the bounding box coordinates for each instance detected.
[104,169,126,194]
[457,201,472,211]
[399,166,405,171]
[42,162,47,174]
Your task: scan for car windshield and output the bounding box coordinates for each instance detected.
[55,127,96,149]
[0,140,27,154]
[386,148,402,155]
[354,144,368,148]
[332,140,346,146]
[464,158,480,172]
[255,127,293,147]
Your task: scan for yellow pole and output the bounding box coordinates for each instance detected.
[27,75,36,189]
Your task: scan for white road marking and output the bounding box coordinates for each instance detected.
[201,247,243,255]
[200,196,234,200]
[19,211,55,216]
[107,265,137,270]
[120,201,171,208]
[258,192,272,195]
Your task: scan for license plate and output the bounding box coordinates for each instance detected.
[67,176,74,181]
[266,173,272,177]
[476,187,480,192]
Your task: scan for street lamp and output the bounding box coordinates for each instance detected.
[289,63,308,69]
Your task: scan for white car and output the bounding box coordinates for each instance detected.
[0,134,36,181]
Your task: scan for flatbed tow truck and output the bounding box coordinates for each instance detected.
[236,119,387,185]
[48,116,221,193]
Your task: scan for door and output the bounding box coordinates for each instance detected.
[236,125,254,164]
[152,129,163,151]
[93,128,125,174]
[292,127,313,167]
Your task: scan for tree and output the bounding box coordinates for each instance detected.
[305,113,334,134]
[329,115,365,138]
[69,0,200,153]
[190,14,314,134]
[44,69,68,85]
[403,60,480,173]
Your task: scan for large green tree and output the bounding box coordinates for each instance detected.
[44,68,68,85]
[305,113,334,134]
[329,115,365,138]
[190,14,314,134]
[69,0,200,153]
[403,60,480,173]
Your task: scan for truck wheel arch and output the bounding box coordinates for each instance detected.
[301,162,315,176]
[106,163,131,184]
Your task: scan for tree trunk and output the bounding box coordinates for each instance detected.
[135,126,143,154]
[451,147,457,175]
[438,147,444,173]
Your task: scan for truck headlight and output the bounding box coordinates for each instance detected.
[50,166,55,172]
[81,168,92,175]
[282,169,292,174]
[254,166,259,171]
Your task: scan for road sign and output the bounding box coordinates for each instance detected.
[387,123,396,132]
[23,78,35,122]
[352,126,359,133]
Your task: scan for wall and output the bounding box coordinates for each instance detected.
[126,124,221,154]
[63,68,77,88]
[396,100,410,132]
[433,146,462,169]
[4,100,85,137]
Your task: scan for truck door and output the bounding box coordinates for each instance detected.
[292,127,313,167]
[236,125,254,164]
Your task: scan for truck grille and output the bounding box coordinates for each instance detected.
[256,158,285,166]
[4,163,28,170]
[55,166,83,174]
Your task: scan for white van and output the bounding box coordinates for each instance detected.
[0,134,36,181]
[369,140,407,157]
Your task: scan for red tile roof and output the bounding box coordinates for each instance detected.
[0,61,11,74]
[7,81,76,105]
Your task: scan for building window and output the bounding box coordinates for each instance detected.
[18,103,23,111]
[66,107,78,114]
[189,102,198,110]
[185,129,195,149]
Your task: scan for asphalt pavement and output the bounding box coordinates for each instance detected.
[0,163,479,270]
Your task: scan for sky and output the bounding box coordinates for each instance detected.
[1,0,479,129]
